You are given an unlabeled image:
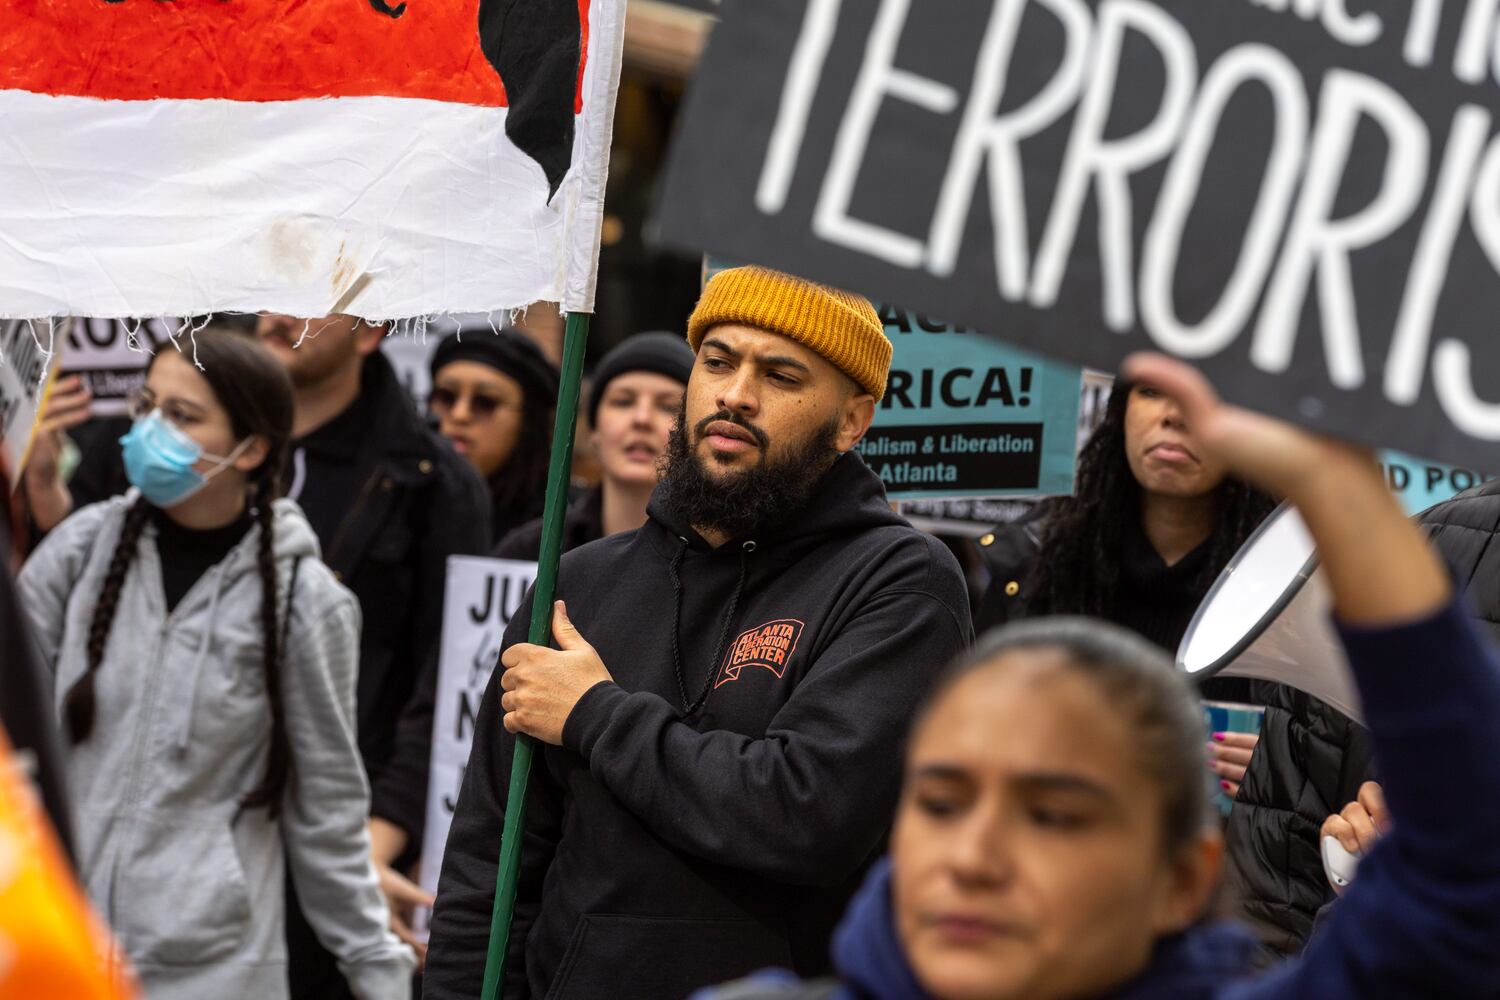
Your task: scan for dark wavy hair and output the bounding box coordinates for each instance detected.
[1026,382,1275,619]
[490,387,555,526]
[65,326,296,817]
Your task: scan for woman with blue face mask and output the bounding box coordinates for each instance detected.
[16,327,414,999]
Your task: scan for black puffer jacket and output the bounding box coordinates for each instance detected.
[1224,479,1500,957]
[1417,478,1500,643]
[1222,684,1374,957]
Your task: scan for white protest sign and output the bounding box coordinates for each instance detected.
[58,319,180,417]
[416,555,538,935]
[0,320,64,482]
[380,330,438,416]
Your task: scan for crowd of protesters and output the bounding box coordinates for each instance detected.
[4,265,1500,999]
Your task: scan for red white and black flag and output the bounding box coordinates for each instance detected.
[0,0,625,319]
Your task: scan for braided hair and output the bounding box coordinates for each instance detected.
[238,454,291,815]
[65,496,151,741]
[1027,381,1275,620]
[66,326,296,817]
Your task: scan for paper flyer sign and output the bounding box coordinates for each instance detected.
[416,555,538,935]
[0,320,65,483]
[56,320,181,419]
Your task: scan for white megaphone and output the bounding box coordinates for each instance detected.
[1177,502,1364,725]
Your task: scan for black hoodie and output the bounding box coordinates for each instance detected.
[424,453,971,1000]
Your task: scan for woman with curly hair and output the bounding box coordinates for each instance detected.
[17,327,412,999]
[978,380,1274,649]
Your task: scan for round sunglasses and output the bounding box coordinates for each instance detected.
[428,385,522,420]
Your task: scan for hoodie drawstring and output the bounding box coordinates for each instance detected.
[669,537,754,716]
[175,562,227,751]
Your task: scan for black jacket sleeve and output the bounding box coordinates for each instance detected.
[368,648,438,846]
[492,521,544,562]
[560,584,970,886]
[412,457,492,662]
[424,599,561,1000]
[368,455,490,847]
[1224,683,1375,956]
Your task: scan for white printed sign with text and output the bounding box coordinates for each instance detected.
[416,556,538,935]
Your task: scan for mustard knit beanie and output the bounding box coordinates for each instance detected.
[686,266,891,400]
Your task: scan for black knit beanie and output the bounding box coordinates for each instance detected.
[430,328,560,410]
[587,331,696,425]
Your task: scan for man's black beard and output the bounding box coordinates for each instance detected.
[655,403,841,541]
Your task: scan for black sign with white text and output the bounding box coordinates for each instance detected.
[657,0,1500,468]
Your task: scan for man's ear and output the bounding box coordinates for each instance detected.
[353,318,386,357]
[836,392,876,453]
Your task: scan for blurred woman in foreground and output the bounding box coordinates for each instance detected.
[702,355,1500,1000]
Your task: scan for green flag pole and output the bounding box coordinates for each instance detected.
[480,309,591,1000]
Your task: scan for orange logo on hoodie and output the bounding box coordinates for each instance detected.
[715,619,805,689]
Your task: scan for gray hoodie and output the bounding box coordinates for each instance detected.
[19,492,414,1000]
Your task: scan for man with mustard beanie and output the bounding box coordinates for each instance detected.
[425,267,972,1000]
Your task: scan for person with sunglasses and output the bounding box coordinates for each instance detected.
[426,328,562,543]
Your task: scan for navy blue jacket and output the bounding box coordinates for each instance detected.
[702,596,1500,999]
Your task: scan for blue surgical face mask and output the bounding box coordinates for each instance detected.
[120,411,251,508]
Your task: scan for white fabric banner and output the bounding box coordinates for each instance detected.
[416,555,538,936]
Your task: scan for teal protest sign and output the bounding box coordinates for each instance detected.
[1378,451,1493,515]
[862,309,1081,500]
